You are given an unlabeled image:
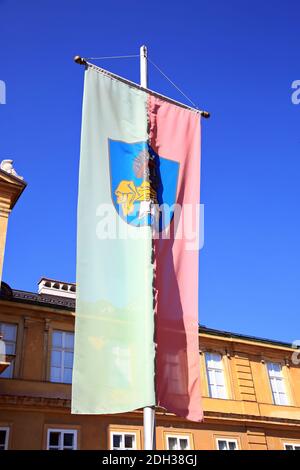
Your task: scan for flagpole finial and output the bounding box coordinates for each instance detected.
[140,45,147,56]
[140,46,148,88]
[74,56,87,66]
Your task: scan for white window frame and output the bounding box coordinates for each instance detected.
[216,438,239,450]
[164,353,185,395]
[50,330,74,384]
[46,429,77,450]
[166,434,191,450]
[110,432,136,450]
[0,427,9,450]
[284,442,300,450]
[266,362,289,406]
[0,322,17,379]
[205,352,227,399]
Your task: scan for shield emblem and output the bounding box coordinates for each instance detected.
[109,139,179,231]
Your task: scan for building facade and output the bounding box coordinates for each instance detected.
[0,279,300,450]
[0,161,299,450]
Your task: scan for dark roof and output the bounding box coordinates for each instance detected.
[199,325,292,349]
[0,282,75,311]
[0,282,293,348]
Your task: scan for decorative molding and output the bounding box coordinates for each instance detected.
[24,317,35,329]
[0,394,70,409]
[202,410,300,427]
[0,160,23,180]
[235,355,257,402]
[0,395,300,428]
[43,319,51,381]
[44,319,51,332]
[0,170,26,210]
[0,207,11,217]
[246,427,268,450]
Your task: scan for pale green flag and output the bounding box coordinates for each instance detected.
[72,67,155,414]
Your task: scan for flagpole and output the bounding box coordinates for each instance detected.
[140,44,156,451]
[140,45,148,88]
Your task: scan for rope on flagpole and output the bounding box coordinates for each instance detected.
[84,55,139,60]
[73,55,210,118]
[81,55,202,111]
[147,56,199,111]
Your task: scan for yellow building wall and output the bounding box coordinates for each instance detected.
[1,300,300,450]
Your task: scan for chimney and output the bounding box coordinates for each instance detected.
[38,277,76,299]
[0,160,26,284]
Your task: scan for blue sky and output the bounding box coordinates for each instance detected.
[0,0,299,343]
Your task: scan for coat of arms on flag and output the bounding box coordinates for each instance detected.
[109,139,179,231]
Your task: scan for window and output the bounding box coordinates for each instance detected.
[284,443,300,450]
[267,362,289,406]
[110,432,136,450]
[47,429,77,450]
[205,352,227,399]
[164,353,186,395]
[167,435,190,450]
[217,439,238,450]
[0,427,9,450]
[0,323,17,379]
[50,331,74,383]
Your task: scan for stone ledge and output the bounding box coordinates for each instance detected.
[1,395,300,427]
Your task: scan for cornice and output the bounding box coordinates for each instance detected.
[0,394,70,409]
[1,395,300,428]
[0,171,27,209]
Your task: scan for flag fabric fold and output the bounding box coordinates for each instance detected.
[149,96,203,422]
[72,66,203,422]
[72,67,155,414]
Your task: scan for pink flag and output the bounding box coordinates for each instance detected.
[149,96,203,422]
